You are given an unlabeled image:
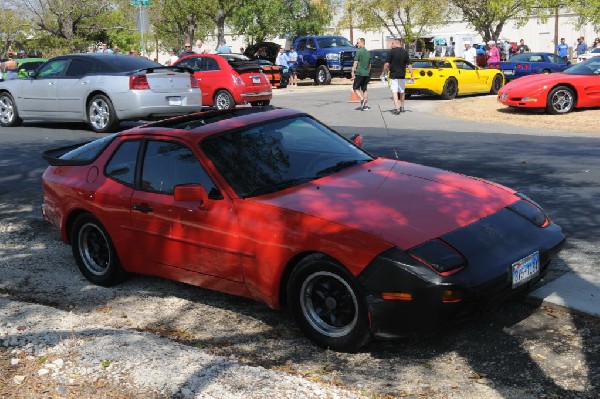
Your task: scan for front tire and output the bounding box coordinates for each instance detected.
[0,92,22,127]
[546,85,575,114]
[88,94,119,133]
[287,254,371,352]
[440,78,458,99]
[214,90,235,110]
[71,214,125,286]
[490,74,504,94]
[314,65,332,85]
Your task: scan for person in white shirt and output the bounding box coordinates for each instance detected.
[462,42,477,64]
[167,49,179,66]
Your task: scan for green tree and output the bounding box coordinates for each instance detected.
[0,2,30,56]
[152,0,214,51]
[15,0,116,52]
[450,0,528,42]
[337,0,450,44]
[231,0,333,44]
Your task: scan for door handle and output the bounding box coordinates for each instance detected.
[80,81,89,85]
[133,204,153,213]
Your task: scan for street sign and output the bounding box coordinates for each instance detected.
[130,0,150,5]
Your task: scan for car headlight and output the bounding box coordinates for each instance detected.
[407,239,467,275]
[509,194,549,227]
[326,53,340,61]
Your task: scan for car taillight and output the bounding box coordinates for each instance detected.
[232,75,244,85]
[523,64,530,69]
[190,74,198,88]
[516,64,521,69]
[129,75,150,90]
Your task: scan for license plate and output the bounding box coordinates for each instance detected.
[168,96,182,106]
[252,76,261,84]
[502,70,514,75]
[512,251,540,288]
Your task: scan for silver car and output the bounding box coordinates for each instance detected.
[0,54,203,133]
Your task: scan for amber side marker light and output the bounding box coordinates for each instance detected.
[382,292,413,301]
[441,289,464,303]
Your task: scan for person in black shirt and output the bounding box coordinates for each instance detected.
[381,38,414,114]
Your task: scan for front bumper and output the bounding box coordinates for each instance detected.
[357,207,566,339]
[498,91,544,108]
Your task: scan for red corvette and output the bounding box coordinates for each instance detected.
[498,57,600,114]
[172,54,272,109]
[42,107,564,351]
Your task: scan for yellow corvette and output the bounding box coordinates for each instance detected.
[406,57,504,99]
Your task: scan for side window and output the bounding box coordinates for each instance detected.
[141,140,218,196]
[177,58,196,70]
[306,39,316,50]
[296,39,306,51]
[105,140,141,186]
[204,58,220,71]
[547,54,563,64]
[36,59,69,78]
[65,59,93,77]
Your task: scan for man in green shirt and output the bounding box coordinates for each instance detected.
[351,38,372,111]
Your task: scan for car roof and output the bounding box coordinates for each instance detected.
[123,107,305,141]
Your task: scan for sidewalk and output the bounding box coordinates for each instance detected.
[529,272,600,317]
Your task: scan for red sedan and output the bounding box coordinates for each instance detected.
[42,107,564,351]
[172,53,272,109]
[497,57,600,114]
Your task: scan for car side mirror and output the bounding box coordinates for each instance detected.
[174,184,209,210]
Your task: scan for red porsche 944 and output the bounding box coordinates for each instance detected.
[41,107,565,351]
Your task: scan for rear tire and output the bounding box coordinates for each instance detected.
[440,78,458,99]
[0,92,22,127]
[314,65,332,85]
[490,74,504,94]
[71,214,126,286]
[546,85,575,114]
[88,94,119,133]
[287,254,371,352]
[214,90,235,110]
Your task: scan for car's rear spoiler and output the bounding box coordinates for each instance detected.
[135,65,195,75]
[42,142,92,166]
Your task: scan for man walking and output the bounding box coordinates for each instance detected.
[351,38,372,111]
[381,38,414,115]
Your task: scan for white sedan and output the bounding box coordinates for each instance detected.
[577,47,600,63]
[0,54,203,133]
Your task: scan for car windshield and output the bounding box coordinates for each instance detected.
[200,116,373,198]
[564,58,600,75]
[317,37,354,48]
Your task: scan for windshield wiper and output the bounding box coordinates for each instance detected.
[316,160,367,176]
[244,176,316,198]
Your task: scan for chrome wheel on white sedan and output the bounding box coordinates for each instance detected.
[88,94,119,133]
[0,92,22,127]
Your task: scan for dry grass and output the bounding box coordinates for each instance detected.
[434,95,600,134]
